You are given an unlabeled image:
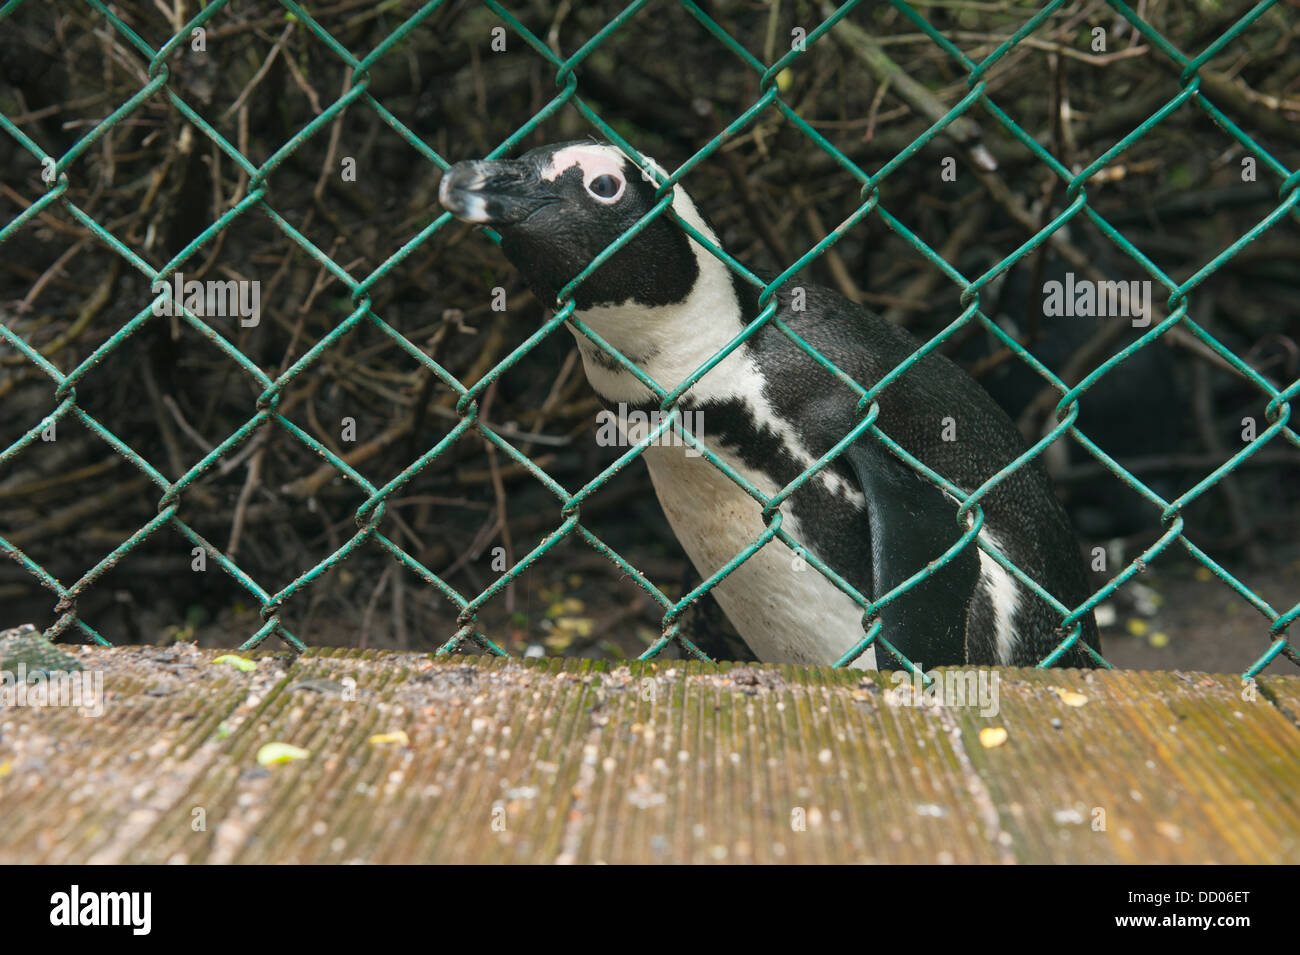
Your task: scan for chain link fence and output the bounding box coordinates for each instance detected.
[1,0,1296,678]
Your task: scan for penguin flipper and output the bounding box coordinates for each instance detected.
[841,439,979,669]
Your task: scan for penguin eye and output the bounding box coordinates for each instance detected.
[586,174,623,201]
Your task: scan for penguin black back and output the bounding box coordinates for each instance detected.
[745,280,1100,666]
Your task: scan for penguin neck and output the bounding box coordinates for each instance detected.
[567,190,748,408]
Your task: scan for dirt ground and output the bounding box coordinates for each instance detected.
[8,537,1290,678]
[1095,554,1299,677]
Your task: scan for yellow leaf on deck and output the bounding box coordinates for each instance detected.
[979,727,1008,748]
[257,743,309,766]
[1053,687,1088,707]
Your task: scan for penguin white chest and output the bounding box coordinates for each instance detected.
[560,183,875,668]
[640,443,877,669]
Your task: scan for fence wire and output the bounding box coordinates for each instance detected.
[0,0,1297,679]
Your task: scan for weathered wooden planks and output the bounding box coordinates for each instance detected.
[1,645,1296,863]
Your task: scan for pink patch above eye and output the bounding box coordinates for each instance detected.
[542,145,627,191]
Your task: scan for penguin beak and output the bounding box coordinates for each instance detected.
[439,159,557,226]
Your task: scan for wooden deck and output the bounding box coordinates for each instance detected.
[1,645,1297,863]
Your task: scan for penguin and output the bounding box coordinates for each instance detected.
[439,140,1100,670]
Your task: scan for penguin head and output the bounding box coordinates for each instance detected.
[439,141,701,310]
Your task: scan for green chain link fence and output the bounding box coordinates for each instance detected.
[1,0,1296,679]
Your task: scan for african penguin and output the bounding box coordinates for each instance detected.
[439,140,1101,670]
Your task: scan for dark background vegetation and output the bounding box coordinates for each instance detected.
[1,0,1297,673]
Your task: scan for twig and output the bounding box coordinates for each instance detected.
[223,23,295,119]
[163,394,213,453]
[823,3,997,171]
[227,438,267,558]
[1191,296,1265,567]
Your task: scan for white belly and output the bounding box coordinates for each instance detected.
[642,443,877,669]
